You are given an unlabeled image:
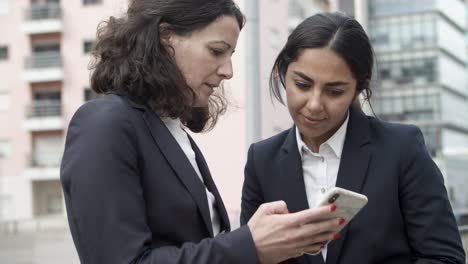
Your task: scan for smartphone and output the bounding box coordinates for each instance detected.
[305,187,368,255]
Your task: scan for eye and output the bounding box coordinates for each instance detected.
[294,81,310,90]
[210,48,224,57]
[327,89,344,96]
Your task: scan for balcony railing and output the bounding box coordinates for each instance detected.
[25,52,62,69]
[28,153,62,168]
[25,3,61,20]
[0,215,67,235]
[27,100,62,118]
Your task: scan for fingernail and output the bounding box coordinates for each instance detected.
[330,205,337,212]
[334,233,340,239]
[339,218,345,225]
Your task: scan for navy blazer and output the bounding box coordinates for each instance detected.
[61,94,257,263]
[240,107,465,264]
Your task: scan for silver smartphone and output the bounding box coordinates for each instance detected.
[306,187,368,255]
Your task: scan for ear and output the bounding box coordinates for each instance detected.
[359,79,371,100]
[355,79,370,97]
[159,22,173,46]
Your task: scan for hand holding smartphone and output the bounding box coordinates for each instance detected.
[306,187,368,255]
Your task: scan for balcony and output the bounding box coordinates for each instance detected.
[23,100,63,132]
[22,52,63,83]
[21,3,63,34]
[25,153,61,181]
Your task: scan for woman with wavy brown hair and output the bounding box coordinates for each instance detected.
[60,1,343,264]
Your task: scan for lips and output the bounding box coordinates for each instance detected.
[302,114,325,126]
[204,82,219,89]
[203,83,217,95]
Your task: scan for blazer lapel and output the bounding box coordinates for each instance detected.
[142,110,214,237]
[280,127,326,264]
[326,107,373,264]
[279,127,310,213]
[189,135,231,233]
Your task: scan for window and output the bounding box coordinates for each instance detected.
[0,0,9,16]
[47,193,63,214]
[30,90,61,117]
[0,46,8,60]
[84,87,99,101]
[288,0,306,19]
[83,0,102,5]
[0,92,10,111]
[379,68,391,80]
[33,181,63,216]
[83,40,95,53]
[32,135,63,167]
[32,42,60,53]
[33,90,61,100]
[0,140,11,158]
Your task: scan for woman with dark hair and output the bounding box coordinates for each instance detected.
[241,12,465,263]
[60,1,343,263]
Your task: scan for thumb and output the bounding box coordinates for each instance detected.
[260,200,289,215]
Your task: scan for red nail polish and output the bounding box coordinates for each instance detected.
[320,245,325,249]
[339,218,345,225]
[330,205,337,212]
[334,233,340,239]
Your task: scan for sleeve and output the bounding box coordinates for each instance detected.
[240,144,265,225]
[60,99,258,264]
[398,127,466,264]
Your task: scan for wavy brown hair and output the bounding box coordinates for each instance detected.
[90,0,245,132]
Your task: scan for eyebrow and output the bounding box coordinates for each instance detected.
[292,71,349,87]
[208,40,232,49]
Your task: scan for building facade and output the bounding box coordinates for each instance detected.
[367,0,468,207]
[0,0,130,222]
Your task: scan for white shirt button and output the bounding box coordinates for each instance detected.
[321,188,326,193]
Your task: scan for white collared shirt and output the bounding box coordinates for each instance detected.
[162,117,221,236]
[295,112,349,261]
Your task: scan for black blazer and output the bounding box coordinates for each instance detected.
[61,94,257,264]
[240,107,465,264]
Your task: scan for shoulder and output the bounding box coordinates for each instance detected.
[366,115,424,144]
[246,128,293,164]
[68,94,135,136]
[74,94,131,121]
[251,128,292,152]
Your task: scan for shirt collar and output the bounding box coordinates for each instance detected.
[161,117,183,129]
[295,111,350,159]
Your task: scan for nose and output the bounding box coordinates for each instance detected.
[305,89,324,113]
[217,58,233,80]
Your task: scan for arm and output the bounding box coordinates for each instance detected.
[60,98,258,264]
[399,127,465,263]
[241,144,265,225]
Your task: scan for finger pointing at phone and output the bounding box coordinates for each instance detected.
[247,201,343,264]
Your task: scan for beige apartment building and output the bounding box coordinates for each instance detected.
[0,0,145,223]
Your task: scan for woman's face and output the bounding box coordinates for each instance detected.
[168,15,240,107]
[285,47,358,151]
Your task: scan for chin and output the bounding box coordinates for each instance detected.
[298,125,325,138]
[193,99,209,108]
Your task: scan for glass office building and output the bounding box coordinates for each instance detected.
[368,0,468,206]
